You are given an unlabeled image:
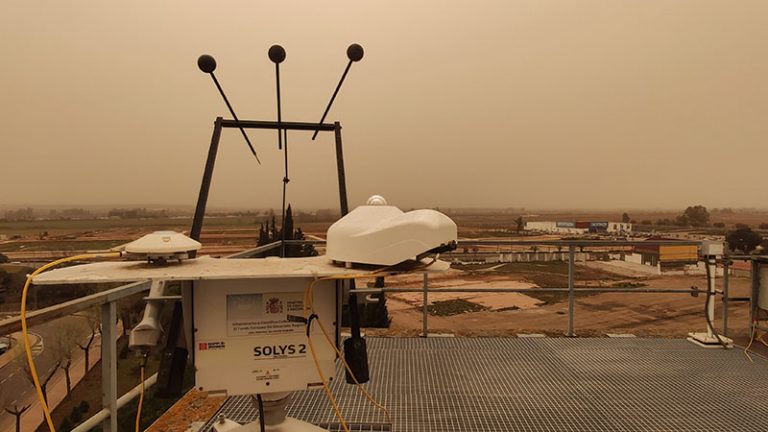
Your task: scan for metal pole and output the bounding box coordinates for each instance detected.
[333,122,348,215]
[568,245,575,337]
[705,257,716,338]
[722,260,730,337]
[751,260,760,337]
[422,272,429,337]
[333,121,361,337]
[336,280,343,348]
[190,117,224,244]
[312,60,353,140]
[101,301,117,432]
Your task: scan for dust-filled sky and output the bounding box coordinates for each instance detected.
[1,1,766,210]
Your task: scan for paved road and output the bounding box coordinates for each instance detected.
[0,315,94,432]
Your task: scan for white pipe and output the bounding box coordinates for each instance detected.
[71,372,158,432]
[706,258,716,338]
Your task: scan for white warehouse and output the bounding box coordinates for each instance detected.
[524,221,632,235]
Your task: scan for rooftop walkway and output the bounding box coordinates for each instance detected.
[194,337,768,432]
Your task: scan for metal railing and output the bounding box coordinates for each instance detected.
[349,241,748,338]
[0,281,154,432]
[0,238,763,431]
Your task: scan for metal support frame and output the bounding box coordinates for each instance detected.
[101,301,117,432]
[723,260,730,336]
[189,117,343,245]
[190,117,223,243]
[422,273,429,337]
[567,245,575,337]
[705,257,717,338]
[751,260,760,337]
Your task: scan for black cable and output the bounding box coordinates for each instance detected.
[279,125,290,258]
[256,394,266,432]
[306,313,319,337]
[271,53,289,258]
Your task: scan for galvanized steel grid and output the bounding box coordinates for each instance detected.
[200,338,768,432]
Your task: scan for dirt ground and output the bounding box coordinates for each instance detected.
[365,265,752,339]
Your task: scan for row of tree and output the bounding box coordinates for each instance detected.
[257,205,318,257]
[0,311,101,431]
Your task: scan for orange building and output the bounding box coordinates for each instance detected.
[634,238,698,268]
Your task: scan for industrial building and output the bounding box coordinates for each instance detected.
[632,237,699,268]
[525,220,632,235]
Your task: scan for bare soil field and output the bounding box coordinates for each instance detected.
[364,263,752,339]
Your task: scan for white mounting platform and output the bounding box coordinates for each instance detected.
[32,256,450,285]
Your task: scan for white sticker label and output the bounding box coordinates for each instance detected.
[226,292,305,337]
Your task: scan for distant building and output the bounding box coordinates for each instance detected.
[524,221,631,235]
[632,237,698,268]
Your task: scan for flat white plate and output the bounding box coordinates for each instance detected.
[32,255,450,285]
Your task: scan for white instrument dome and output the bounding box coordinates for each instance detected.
[326,197,457,266]
[123,231,201,262]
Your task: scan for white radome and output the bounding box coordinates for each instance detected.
[366,195,388,206]
[327,196,457,266]
[123,231,201,261]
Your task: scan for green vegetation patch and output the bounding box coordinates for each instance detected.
[611,281,648,289]
[427,299,488,316]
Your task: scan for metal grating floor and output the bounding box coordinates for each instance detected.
[200,338,768,431]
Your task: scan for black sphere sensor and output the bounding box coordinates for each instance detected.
[268,45,286,63]
[197,54,217,73]
[347,44,364,62]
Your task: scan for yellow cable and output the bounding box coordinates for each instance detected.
[307,277,391,423]
[303,273,397,427]
[316,318,392,424]
[135,365,145,432]
[20,252,121,432]
[744,325,756,363]
[306,329,350,432]
[301,261,436,430]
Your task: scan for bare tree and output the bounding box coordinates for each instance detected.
[76,310,101,375]
[514,216,525,233]
[19,357,59,425]
[53,322,80,397]
[1,385,31,432]
[118,293,147,337]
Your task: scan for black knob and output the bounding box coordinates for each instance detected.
[197,54,217,73]
[347,44,364,62]
[268,45,286,63]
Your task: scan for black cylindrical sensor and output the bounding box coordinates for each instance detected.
[344,336,370,384]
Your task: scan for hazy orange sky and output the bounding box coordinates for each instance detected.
[1,1,766,210]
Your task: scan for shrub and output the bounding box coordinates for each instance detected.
[70,405,83,423]
[60,418,73,431]
[713,222,725,228]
